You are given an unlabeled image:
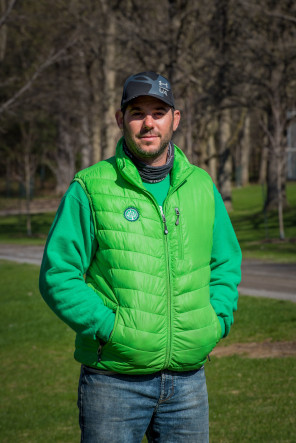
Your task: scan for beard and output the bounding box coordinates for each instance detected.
[123,121,174,161]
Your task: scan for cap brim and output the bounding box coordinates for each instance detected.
[121,93,174,109]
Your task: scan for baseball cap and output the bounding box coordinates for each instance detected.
[121,71,175,109]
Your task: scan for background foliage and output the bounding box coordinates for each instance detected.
[1,0,296,221]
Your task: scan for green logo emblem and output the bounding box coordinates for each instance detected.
[124,207,139,222]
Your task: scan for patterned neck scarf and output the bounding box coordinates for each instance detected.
[123,140,174,183]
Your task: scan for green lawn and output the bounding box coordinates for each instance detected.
[0,261,295,442]
[0,212,55,245]
[207,357,295,442]
[230,182,296,261]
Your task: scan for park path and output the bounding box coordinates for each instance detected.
[0,243,295,303]
[239,259,296,303]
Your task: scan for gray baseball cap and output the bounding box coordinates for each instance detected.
[121,71,175,109]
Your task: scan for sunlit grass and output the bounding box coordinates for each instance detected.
[230,182,296,261]
[0,261,295,442]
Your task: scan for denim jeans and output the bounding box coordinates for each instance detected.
[78,365,209,443]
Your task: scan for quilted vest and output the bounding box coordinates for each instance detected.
[73,138,221,374]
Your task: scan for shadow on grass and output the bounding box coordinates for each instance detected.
[0,213,55,243]
[230,205,296,260]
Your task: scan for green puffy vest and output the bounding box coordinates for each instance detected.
[73,138,221,374]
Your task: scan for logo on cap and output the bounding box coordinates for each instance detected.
[159,80,169,96]
[124,207,140,222]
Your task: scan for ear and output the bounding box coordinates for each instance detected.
[115,109,124,130]
[173,109,181,132]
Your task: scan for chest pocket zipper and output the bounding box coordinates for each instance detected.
[175,208,184,260]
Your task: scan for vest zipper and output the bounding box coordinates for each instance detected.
[175,208,180,225]
[120,164,193,370]
[162,194,178,369]
[162,212,169,235]
[175,207,184,260]
[135,190,172,368]
[162,215,172,368]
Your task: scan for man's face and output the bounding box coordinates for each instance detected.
[116,96,180,166]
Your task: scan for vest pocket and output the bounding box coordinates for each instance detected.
[210,304,222,343]
[108,305,120,343]
[98,306,119,362]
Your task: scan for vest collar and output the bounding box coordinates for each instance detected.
[115,137,193,190]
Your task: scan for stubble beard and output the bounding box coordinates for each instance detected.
[123,122,173,161]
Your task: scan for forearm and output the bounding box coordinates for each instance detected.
[210,184,242,337]
[39,183,115,342]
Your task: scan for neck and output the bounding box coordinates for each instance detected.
[136,147,169,167]
[123,140,175,184]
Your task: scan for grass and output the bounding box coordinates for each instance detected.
[207,357,295,442]
[0,261,295,442]
[220,295,296,345]
[0,261,80,442]
[0,212,55,245]
[230,182,296,262]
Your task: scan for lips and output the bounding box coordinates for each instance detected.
[139,133,159,140]
[140,135,158,139]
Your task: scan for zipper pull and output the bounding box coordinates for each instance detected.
[175,208,180,226]
[97,339,106,362]
[207,354,211,362]
[162,213,169,235]
[97,344,103,362]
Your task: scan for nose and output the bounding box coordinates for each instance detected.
[142,113,154,128]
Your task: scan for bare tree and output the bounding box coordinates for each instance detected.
[234,0,296,238]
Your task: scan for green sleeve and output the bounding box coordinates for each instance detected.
[39,181,115,343]
[210,184,242,338]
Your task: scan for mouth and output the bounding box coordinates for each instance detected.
[139,134,159,141]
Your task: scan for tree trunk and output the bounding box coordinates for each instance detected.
[218,108,232,210]
[102,8,117,159]
[207,119,218,185]
[241,112,251,186]
[20,122,35,236]
[24,147,32,237]
[259,146,268,185]
[0,0,7,61]
[73,49,92,169]
[277,150,285,240]
[54,61,77,195]
[264,106,287,213]
[185,96,193,163]
[89,59,103,164]
[55,115,76,195]
[208,134,217,184]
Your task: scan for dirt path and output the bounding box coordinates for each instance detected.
[240,260,296,303]
[0,244,295,302]
[213,340,296,358]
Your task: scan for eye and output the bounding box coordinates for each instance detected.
[154,111,166,118]
[130,111,143,118]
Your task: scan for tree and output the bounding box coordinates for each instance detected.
[235,0,296,238]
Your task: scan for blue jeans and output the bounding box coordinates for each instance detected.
[78,365,209,443]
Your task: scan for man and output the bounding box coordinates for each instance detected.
[39,71,241,442]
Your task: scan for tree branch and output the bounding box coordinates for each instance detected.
[0,0,17,29]
[0,38,77,115]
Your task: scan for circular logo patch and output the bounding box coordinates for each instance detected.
[124,207,140,222]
